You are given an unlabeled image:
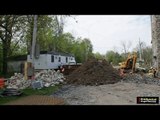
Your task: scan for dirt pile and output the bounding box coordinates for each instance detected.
[66,58,121,85]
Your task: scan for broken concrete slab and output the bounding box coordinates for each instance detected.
[6,69,65,90]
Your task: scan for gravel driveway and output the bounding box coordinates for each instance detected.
[51,81,160,105]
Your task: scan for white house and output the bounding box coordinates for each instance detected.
[27,51,76,70]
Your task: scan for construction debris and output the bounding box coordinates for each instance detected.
[31,81,43,89]
[122,73,160,85]
[66,58,121,86]
[6,70,65,90]
[7,73,32,89]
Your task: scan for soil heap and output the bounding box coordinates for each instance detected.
[66,58,121,85]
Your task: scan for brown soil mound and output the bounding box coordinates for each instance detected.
[66,58,121,86]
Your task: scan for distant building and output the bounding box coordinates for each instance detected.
[27,51,76,70]
[8,51,76,73]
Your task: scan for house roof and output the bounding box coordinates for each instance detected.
[28,51,75,57]
[47,51,74,57]
[8,55,27,61]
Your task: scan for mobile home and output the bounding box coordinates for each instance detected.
[27,51,76,70]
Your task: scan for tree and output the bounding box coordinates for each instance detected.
[105,50,123,65]
[121,40,132,59]
[105,50,115,63]
[0,15,93,75]
[25,15,70,53]
[24,15,57,53]
[136,39,146,61]
[142,46,153,68]
[69,37,93,63]
[81,38,93,61]
[135,40,153,68]
[55,32,75,52]
[94,52,104,59]
[0,15,27,76]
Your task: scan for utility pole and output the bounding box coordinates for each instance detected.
[25,15,37,80]
[31,15,38,68]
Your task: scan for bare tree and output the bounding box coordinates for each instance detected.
[138,38,146,61]
[121,40,132,58]
[136,39,146,61]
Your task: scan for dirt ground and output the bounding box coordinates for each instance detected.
[52,81,160,105]
[4,95,64,105]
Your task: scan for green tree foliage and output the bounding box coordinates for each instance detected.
[94,52,105,59]
[25,15,57,52]
[24,15,94,63]
[0,15,27,76]
[0,15,94,76]
[136,40,153,68]
[141,46,153,68]
[105,50,123,65]
[55,34,93,63]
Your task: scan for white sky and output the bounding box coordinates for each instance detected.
[64,15,151,54]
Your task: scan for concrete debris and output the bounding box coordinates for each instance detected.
[6,69,65,90]
[31,80,43,89]
[33,69,65,89]
[44,83,50,87]
[7,73,32,90]
[122,73,160,86]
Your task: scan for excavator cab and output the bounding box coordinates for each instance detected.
[119,52,137,73]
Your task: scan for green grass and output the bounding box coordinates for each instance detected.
[0,85,61,105]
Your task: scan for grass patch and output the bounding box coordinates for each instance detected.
[23,85,60,96]
[0,85,61,105]
[0,96,20,105]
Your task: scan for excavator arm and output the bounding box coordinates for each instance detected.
[119,52,137,73]
[131,52,137,73]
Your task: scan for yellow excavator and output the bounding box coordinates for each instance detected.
[119,52,137,73]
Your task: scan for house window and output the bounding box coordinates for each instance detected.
[58,57,61,62]
[51,55,54,62]
[66,57,68,63]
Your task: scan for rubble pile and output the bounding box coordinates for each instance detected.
[34,69,65,88]
[122,74,160,85]
[7,73,32,89]
[7,70,65,90]
[66,58,121,86]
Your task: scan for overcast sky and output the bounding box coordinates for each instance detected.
[64,15,151,54]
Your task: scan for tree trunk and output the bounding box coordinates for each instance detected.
[2,40,8,76]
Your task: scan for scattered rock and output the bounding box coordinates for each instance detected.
[122,73,160,85]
